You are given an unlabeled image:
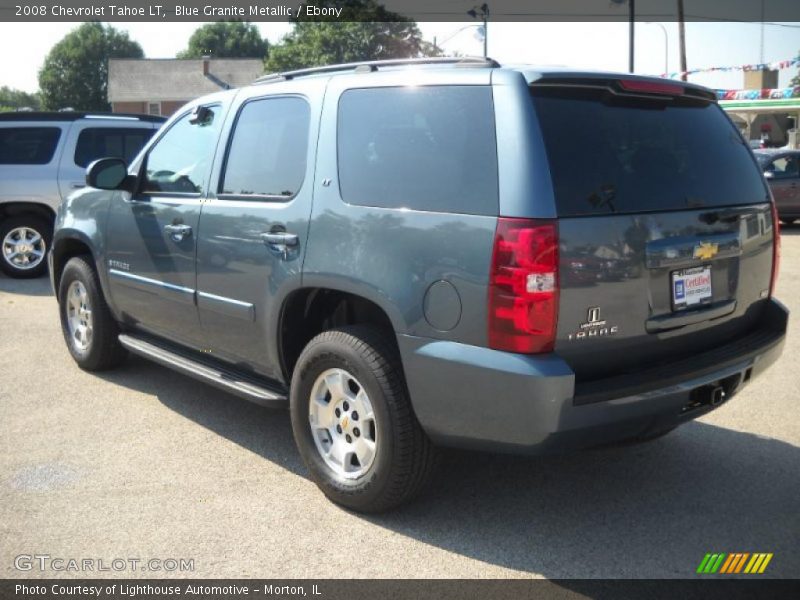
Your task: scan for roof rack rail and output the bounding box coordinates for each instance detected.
[0,111,166,123]
[255,56,500,84]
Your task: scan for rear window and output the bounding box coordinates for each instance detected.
[0,127,61,165]
[531,86,769,216]
[74,127,154,168]
[337,86,498,215]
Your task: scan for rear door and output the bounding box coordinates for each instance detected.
[194,81,322,379]
[529,80,775,381]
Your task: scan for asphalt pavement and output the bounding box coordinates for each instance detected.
[1,227,798,579]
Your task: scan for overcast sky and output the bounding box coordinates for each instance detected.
[0,21,798,93]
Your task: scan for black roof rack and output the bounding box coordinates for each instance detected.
[255,56,500,84]
[0,111,166,123]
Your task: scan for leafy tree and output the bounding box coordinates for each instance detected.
[792,52,800,87]
[0,87,40,112]
[38,22,143,111]
[177,22,268,59]
[265,0,439,73]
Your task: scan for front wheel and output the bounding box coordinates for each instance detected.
[58,256,127,371]
[0,215,52,278]
[290,326,437,513]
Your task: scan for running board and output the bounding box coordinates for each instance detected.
[118,334,287,408]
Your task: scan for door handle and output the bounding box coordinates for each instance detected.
[164,223,192,242]
[70,182,85,189]
[260,232,299,247]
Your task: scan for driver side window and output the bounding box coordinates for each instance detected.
[143,105,221,194]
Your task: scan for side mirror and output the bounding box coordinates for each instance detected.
[763,171,774,180]
[86,158,129,190]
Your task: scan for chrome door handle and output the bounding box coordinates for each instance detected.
[164,223,192,242]
[260,232,298,247]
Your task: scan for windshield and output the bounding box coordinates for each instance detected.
[530,86,769,216]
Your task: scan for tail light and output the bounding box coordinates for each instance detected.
[488,218,558,353]
[770,200,781,297]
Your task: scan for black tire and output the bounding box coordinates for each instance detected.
[58,255,127,371]
[0,215,52,278]
[290,325,437,513]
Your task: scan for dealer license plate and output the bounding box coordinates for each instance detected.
[672,266,712,310]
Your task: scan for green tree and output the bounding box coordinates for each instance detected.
[177,21,268,59]
[38,22,143,111]
[265,0,439,73]
[0,87,40,112]
[792,52,800,87]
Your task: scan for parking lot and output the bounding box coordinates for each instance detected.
[1,227,798,580]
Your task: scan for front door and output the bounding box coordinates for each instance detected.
[105,104,224,347]
[195,90,319,378]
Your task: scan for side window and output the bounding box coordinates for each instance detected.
[337,86,498,215]
[74,127,155,168]
[0,127,61,165]
[220,96,310,199]
[766,157,799,180]
[143,106,221,195]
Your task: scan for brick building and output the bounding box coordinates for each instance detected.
[107,57,264,117]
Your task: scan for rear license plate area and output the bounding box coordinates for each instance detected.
[671,266,712,310]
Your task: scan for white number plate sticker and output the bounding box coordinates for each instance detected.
[672,266,712,309]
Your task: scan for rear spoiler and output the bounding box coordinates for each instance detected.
[529,77,717,103]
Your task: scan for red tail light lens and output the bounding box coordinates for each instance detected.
[770,201,781,297]
[488,218,559,353]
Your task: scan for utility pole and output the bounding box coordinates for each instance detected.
[611,0,635,73]
[678,0,687,81]
[467,3,490,59]
[629,0,635,73]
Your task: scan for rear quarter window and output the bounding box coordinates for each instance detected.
[337,86,498,215]
[0,127,61,165]
[530,86,769,216]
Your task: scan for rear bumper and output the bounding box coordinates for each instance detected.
[399,298,788,455]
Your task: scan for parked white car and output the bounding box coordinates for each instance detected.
[0,112,163,277]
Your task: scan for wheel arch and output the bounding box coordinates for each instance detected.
[0,201,56,224]
[278,287,401,382]
[51,230,97,300]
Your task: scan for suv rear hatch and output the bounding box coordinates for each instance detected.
[529,77,777,384]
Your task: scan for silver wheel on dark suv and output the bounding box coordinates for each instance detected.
[58,256,127,371]
[309,367,378,479]
[290,326,437,513]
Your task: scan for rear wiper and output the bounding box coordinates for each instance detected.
[587,183,617,212]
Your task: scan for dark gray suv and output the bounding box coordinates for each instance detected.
[50,58,787,512]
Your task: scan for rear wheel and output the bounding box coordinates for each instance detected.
[290,325,437,513]
[58,256,127,371]
[0,215,52,278]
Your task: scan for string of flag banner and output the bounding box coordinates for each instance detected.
[716,86,800,101]
[661,55,799,80]
[655,55,800,101]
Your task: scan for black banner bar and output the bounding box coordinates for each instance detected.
[2,579,800,600]
[1,0,800,23]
